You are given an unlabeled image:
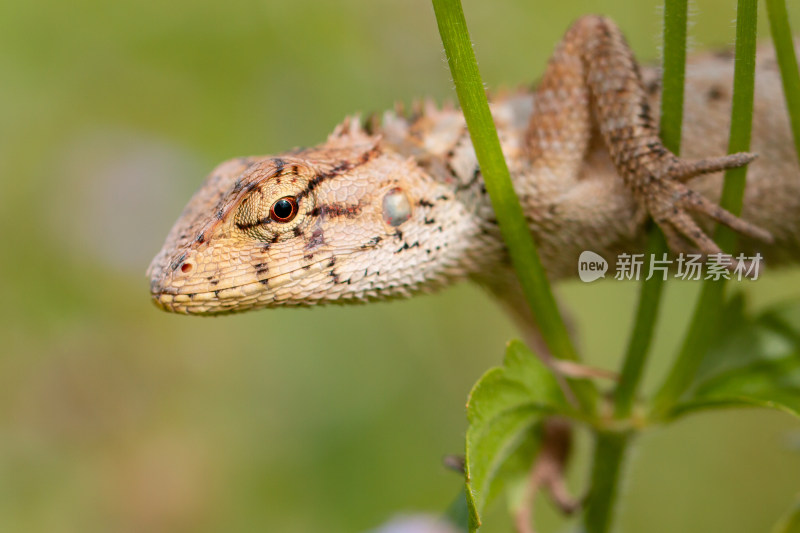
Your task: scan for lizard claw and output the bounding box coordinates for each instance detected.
[647,153,773,256]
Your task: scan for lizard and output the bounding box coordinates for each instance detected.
[147,15,800,323]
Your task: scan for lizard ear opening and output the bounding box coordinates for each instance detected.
[382,188,412,227]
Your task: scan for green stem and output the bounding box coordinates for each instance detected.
[659,0,689,153]
[613,231,667,418]
[651,0,759,419]
[766,0,800,162]
[613,0,690,421]
[586,2,689,531]
[430,0,596,411]
[583,431,631,533]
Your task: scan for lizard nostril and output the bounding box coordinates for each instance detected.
[181,262,194,273]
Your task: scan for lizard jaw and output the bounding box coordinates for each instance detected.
[149,255,336,314]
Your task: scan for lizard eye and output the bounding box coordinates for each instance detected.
[270,197,298,222]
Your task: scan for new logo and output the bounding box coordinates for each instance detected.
[578,251,608,282]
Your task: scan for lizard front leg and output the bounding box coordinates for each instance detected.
[528,15,772,255]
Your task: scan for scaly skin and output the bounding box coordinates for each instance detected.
[148,16,800,315]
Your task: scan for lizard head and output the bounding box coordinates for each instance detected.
[147,120,490,314]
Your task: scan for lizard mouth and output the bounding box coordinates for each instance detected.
[150,283,263,315]
[150,256,335,315]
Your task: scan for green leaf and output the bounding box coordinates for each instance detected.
[498,428,547,516]
[773,497,800,533]
[668,298,800,419]
[464,340,571,530]
[444,488,470,533]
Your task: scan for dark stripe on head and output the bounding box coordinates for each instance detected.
[235,217,272,231]
[310,203,362,219]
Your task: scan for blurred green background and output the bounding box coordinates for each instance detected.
[2,0,800,532]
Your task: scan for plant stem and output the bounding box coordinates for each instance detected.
[651,0,759,419]
[659,0,689,152]
[613,232,667,418]
[766,0,800,162]
[585,2,689,531]
[430,0,596,411]
[613,0,691,421]
[583,431,630,533]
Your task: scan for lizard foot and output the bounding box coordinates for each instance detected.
[646,152,774,255]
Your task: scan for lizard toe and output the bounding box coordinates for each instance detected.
[680,187,774,243]
[664,207,723,256]
[647,170,773,258]
[669,152,758,183]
